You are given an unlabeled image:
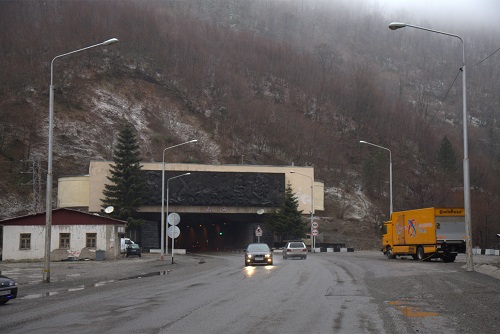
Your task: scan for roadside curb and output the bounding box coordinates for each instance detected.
[469,263,500,280]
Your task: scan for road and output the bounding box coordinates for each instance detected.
[1,251,499,333]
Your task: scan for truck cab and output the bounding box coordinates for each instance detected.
[381,222,392,251]
[120,238,135,253]
[302,233,312,249]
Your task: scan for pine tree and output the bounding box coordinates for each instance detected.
[265,183,306,240]
[437,136,457,174]
[102,124,146,227]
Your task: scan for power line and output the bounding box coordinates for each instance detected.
[424,44,500,130]
[424,69,461,131]
[473,46,500,66]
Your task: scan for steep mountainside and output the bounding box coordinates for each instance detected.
[1,0,499,248]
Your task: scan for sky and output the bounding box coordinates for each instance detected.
[373,0,500,31]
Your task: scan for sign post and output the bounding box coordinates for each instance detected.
[255,225,263,243]
[168,212,181,264]
[311,222,319,251]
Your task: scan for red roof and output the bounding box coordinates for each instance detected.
[0,208,127,226]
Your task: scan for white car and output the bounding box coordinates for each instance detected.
[282,241,308,260]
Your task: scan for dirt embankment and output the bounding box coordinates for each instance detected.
[314,216,381,250]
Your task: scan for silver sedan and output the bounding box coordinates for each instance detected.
[282,241,308,260]
[244,243,273,266]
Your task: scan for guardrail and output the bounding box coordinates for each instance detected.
[473,249,500,256]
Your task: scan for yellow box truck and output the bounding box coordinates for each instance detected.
[382,208,466,262]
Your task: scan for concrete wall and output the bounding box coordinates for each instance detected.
[57,176,90,208]
[85,161,324,214]
[2,224,120,261]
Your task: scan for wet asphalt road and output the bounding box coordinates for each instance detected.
[0,251,499,333]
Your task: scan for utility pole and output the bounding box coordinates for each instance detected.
[21,158,44,213]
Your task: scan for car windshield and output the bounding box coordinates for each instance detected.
[247,244,269,252]
[289,242,304,248]
[129,244,140,249]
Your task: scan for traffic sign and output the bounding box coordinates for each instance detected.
[167,212,181,226]
[311,229,319,236]
[255,225,263,237]
[167,225,180,239]
[311,222,319,229]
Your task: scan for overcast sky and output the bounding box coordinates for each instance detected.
[373,0,500,31]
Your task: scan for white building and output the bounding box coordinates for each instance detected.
[1,208,126,261]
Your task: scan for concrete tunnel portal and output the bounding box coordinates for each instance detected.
[58,162,322,253]
[135,168,286,252]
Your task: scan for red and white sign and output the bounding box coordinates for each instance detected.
[311,222,319,229]
[311,229,319,236]
[255,226,263,237]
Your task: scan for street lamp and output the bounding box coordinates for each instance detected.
[388,22,473,271]
[161,140,197,260]
[290,171,315,250]
[167,173,191,264]
[359,141,393,218]
[44,38,119,283]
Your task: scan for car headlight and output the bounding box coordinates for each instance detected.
[247,254,252,259]
[9,280,16,286]
[265,253,271,258]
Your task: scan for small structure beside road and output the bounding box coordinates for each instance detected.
[1,208,126,261]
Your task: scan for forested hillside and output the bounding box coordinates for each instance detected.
[1,0,499,248]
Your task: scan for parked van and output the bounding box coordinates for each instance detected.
[120,238,135,253]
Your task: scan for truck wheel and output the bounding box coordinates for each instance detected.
[441,254,456,263]
[386,247,395,259]
[416,247,425,261]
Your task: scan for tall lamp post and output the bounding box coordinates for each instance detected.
[44,38,119,283]
[161,140,197,260]
[388,22,473,272]
[359,141,393,218]
[167,173,191,264]
[290,171,315,250]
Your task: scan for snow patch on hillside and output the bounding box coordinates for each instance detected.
[91,87,222,163]
[0,193,29,218]
[91,88,149,142]
[325,186,375,220]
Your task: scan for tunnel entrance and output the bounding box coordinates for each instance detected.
[138,212,270,253]
[173,213,264,252]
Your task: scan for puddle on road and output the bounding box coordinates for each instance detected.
[387,301,440,318]
[22,291,60,299]
[243,265,274,278]
[20,270,171,300]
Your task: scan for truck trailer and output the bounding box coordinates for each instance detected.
[382,207,466,262]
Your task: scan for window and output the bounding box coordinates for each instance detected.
[86,233,97,248]
[59,233,70,249]
[20,233,31,250]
